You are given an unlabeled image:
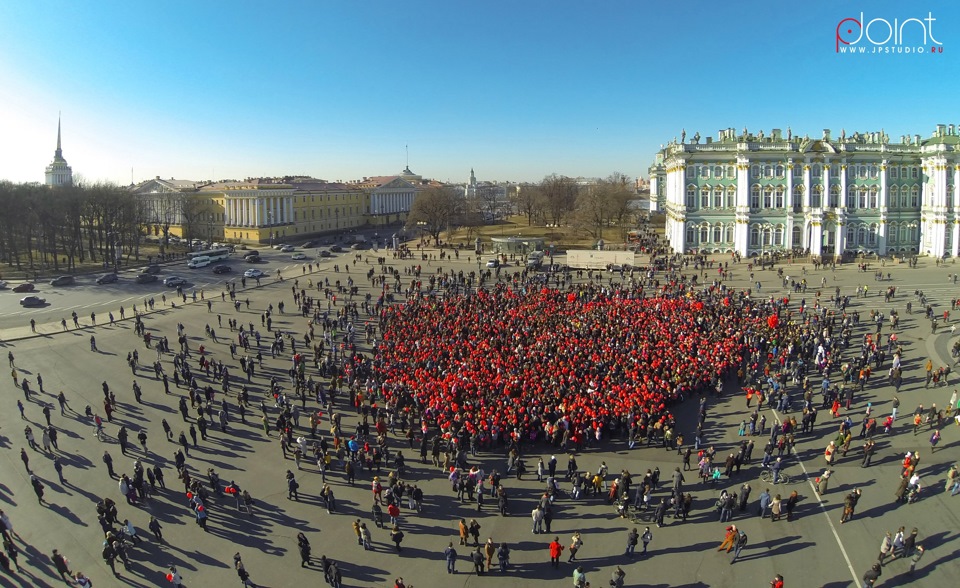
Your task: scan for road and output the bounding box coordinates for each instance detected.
[0,249,958,588]
[0,245,364,332]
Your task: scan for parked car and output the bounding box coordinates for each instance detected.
[140,265,162,275]
[329,245,343,252]
[163,276,186,287]
[96,273,119,285]
[135,274,158,284]
[213,265,232,274]
[13,283,36,293]
[319,250,332,258]
[291,253,307,260]
[244,269,265,279]
[19,295,46,307]
[50,275,75,286]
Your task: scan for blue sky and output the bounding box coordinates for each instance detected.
[0,0,956,185]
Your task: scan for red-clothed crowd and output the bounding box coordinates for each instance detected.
[375,283,772,443]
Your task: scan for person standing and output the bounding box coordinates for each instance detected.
[878,532,894,566]
[572,566,587,588]
[471,547,484,575]
[548,537,564,568]
[862,563,882,586]
[641,527,653,555]
[840,489,861,523]
[908,545,925,575]
[483,538,496,571]
[496,542,510,572]
[444,542,458,574]
[718,525,737,552]
[758,488,771,518]
[624,528,638,556]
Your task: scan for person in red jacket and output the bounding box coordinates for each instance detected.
[548,537,564,568]
[770,573,784,588]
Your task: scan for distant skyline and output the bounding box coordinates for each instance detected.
[1,0,957,185]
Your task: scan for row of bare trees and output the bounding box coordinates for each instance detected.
[0,181,158,274]
[406,172,640,243]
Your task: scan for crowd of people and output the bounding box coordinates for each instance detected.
[2,242,956,587]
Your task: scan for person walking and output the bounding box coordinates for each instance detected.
[444,542,458,574]
[51,549,73,581]
[863,563,882,586]
[567,531,583,562]
[149,516,163,541]
[908,545,925,575]
[548,537,564,568]
[572,565,587,588]
[816,469,832,495]
[731,528,748,563]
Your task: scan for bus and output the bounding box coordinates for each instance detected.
[187,248,231,262]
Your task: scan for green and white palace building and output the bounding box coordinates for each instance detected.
[648,125,960,259]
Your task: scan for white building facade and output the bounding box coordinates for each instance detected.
[651,125,960,259]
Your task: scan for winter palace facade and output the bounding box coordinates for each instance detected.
[648,125,960,259]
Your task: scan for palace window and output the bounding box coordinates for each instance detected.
[792,185,804,208]
[793,164,802,178]
[775,186,785,208]
[869,187,878,209]
[750,227,760,246]
[911,186,920,208]
[858,187,867,209]
[700,225,709,243]
[686,185,696,208]
[811,185,822,207]
[889,166,898,179]
[888,223,898,244]
[870,165,879,179]
[868,224,878,245]
[713,225,722,243]
[751,185,761,210]
[726,165,735,177]
[829,165,839,178]
[751,165,760,178]
[725,225,734,243]
[713,187,723,208]
[912,167,920,179]
[829,185,840,208]
[714,166,723,178]
[888,185,899,209]
[726,186,736,208]
[812,164,822,179]
[701,165,711,179]
[763,164,773,178]
[774,226,784,246]
[847,226,856,246]
[763,186,773,208]
[701,187,710,209]
[775,165,785,178]
[792,225,802,247]
[858,165,867,179]
[687,226,697,244]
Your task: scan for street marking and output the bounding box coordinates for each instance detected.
[768,407,860,586]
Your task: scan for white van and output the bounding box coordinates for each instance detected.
[187,256,211,269]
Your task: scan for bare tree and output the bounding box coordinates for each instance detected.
[512,184,545,226]
[540,174,578,227]
[406,186,460,245]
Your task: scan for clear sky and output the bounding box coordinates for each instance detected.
[0,0,956,186]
